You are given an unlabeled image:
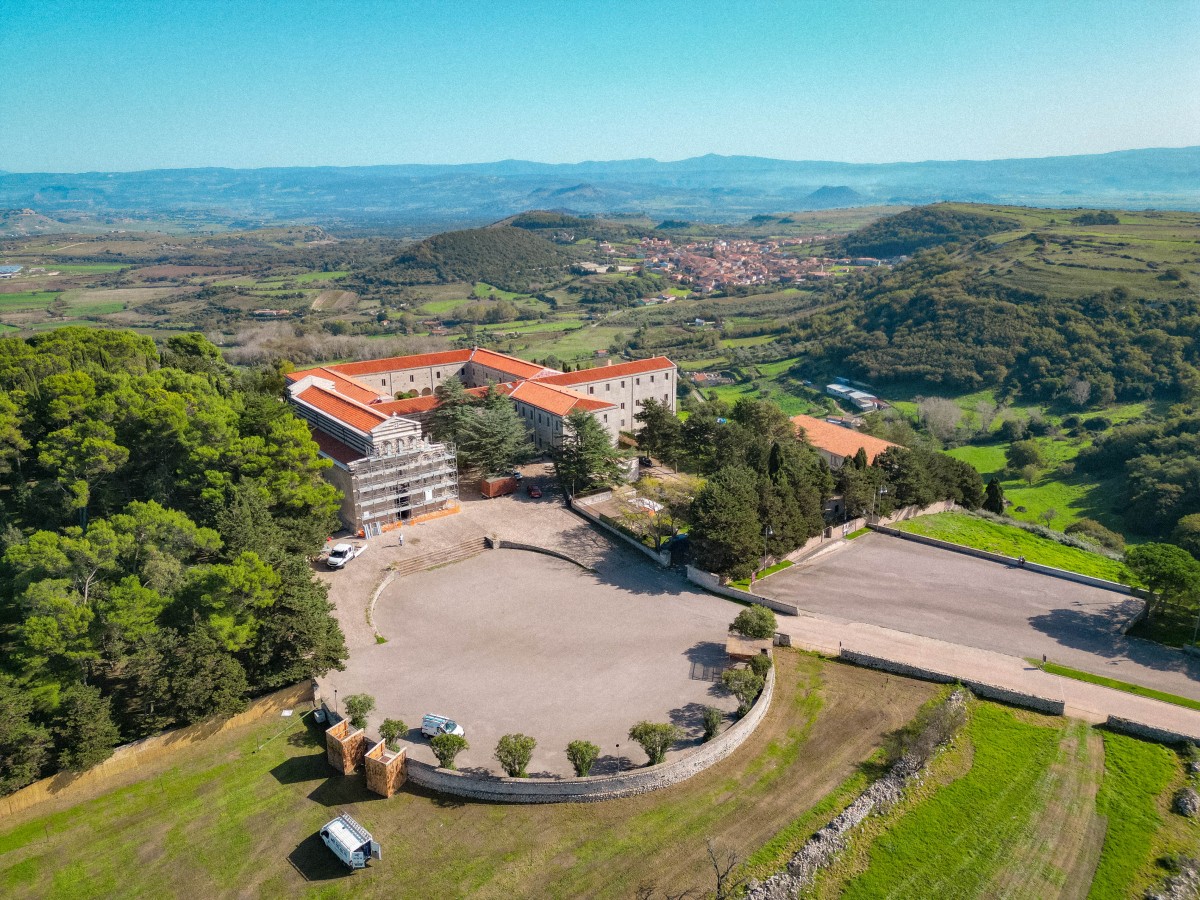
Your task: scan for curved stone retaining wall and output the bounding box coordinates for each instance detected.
[486,537,595,572]
[405,667,775,803]
[839,649,1066,716]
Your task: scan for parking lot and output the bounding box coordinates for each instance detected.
[757,532,1200,699]
[321,499,743,777]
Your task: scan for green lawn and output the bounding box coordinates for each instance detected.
[1034,661,1200,711]
[731,559,793,590]
[0,291,60,311]
[1087,732,1178,899]
[32,263,130,274]
[893,512,1132,583]
[0,654,939,899]
[294,270,348,283]
[842,704,1067,898]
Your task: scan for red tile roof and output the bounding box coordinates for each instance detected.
[310,429,365,465]
[467,348,554,380]
[372,395,442,416]
[285,366,384,403]
[791,414,899,464]
[295,385,388,433]
[327,349,473,377]
[508,380,615,417]
[534,356,676,387]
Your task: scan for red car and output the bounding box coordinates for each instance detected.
[525,484,543,498]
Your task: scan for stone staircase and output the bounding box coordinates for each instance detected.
[390,536,489,579]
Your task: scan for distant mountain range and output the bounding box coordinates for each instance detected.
[1,147,1197,230]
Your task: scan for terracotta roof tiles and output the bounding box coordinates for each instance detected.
[534,356,675,387]
[791,414,899,464]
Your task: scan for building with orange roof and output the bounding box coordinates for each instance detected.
[790,414,900,468]
[284,347,679,528]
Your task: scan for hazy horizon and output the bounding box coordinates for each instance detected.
[3,142,1199,177]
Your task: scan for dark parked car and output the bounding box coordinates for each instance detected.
[638,456,654,467]
[525,484,542,498]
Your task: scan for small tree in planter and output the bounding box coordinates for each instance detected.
[343,693,375,730]
[495,733,537,777]
[748,653,772,679]
[702,707,724,742]
[430,733,468,770]
[378,718,406,751]
[628,721,683,766]
[731,604,777,640]
[566,740,601,776]
[722,669,765,715]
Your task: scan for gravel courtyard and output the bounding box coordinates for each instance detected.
[323,547,742,777]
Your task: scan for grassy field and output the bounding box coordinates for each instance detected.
[1087,732,1180,899]
[841,704,1105,899]
[1035,661,1200,712]
[0,291,61,311]
[0,654,937,899]
[894,512,1131,583]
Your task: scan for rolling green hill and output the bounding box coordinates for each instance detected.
[369,226,574,292]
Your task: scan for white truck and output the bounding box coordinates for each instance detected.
[421,713,465,738]
[319,813,380,869]
[326,542,366,570]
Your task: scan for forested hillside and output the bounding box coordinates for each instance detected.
[0,329,346,795]
[834,205,1019,257]
[795,250,1200,401]
[361,226,574,292]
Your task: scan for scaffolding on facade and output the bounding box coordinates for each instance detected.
[348,442,459,533]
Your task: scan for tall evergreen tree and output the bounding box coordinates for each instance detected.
[553,410,626,496]
[983,476,1006,515]
[690,465,764,579]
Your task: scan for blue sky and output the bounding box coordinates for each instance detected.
[2,0,1198,172]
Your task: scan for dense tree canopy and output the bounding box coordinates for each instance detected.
[0,328,347,794]
[790,251,1200,401]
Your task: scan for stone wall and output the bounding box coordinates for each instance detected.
[838,649,1066,716]
[685,566,800,616]
[869,524,1133,596]
[487,537,595,571]
[326,718,366,775]
[364,741,407,797]
[571,498,672,566]
[1105,716,1200,746]
[405,667,775,803]
[0,681,313,819]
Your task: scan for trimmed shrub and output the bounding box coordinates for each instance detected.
[748,652,773,678]
[566,739,600,776]
[378,718,406,750]
[628,721,683,766]
[731,604,777,639]
[343,693,375,730]
[722,669,765,715]
[702,706,723,742]
[430,733,468,770]
[494,733,537,777]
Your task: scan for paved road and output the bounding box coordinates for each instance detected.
[779,613,1200,740]
[757,532,1200,700]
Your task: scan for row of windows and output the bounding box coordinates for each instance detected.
[585,372,673,395]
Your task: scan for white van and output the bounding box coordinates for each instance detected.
[319,814,380,869]
[421,714,465,738]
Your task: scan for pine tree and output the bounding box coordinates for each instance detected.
[430,377,476,445]
[983,476,1006,514]
[553,410,626,496]
[54,683,121,772]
